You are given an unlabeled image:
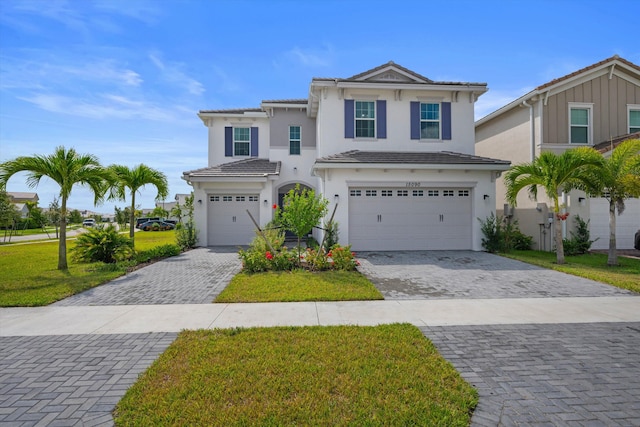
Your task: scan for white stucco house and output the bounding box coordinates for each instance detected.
[476,55,640,250]
[183,62,510,250]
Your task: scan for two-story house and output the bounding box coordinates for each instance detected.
[476,55,640,250]
[7,191,39,218]
[184,62,510,250]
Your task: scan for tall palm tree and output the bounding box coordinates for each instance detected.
[504,147,603,265]
[0,146,111,270]
[108,164,168,244]
[582,139,640,266]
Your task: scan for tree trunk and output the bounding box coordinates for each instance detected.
[58,197,68,270]
[129,193,136,243]
[554,214,565,264]
[607,200,618,266]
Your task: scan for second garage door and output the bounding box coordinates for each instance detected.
[208,194,259,246]
[349,187,472,251]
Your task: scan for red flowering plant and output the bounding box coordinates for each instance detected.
[556,212,569,221]
[328,244,360,271]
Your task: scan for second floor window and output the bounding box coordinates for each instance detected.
[355,101,375,138]
[289,126,301,155]
[421,103,440,139]
[570,107,590,144]
[629,108,640,133]
[233,128,250,156]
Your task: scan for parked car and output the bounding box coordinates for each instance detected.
[82,218,96,228]
[635,230,640,250]
[139,220,176,231]
[136,217,161,229]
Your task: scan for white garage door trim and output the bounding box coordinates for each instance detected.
[208,194,260,246]
[348,186,472,251]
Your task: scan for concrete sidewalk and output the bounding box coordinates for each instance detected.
[2,296,640,336]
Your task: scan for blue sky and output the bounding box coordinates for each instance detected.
[1,0,639,214]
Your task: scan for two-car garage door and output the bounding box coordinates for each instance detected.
[208,194,259,246]
[349,187,472,251]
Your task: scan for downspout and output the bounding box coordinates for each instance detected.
[522,99,535,161]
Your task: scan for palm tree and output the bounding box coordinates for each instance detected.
[0,146,111,270]
[582,139,640,266]
[108,164,168,244]
[504,147,603,265]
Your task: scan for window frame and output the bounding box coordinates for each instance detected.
[233,127,251,156]
[354,100,376,139]
[420,102,441,140]
[568,103,593,145]
[628,104,640,134]
[289,125,301,155]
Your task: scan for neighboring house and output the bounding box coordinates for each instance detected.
[476,55,640,250]
[184,61,510,250]
[7,192,39,218]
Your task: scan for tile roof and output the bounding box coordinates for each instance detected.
[261,99,307,104]
[536,55,640,91]
[312,61,486,87]
[183,158,281,178]
[199,107,263,114]
[315,150,510,166]
[593,132,640,154]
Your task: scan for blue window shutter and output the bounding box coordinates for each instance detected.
[377,100,387,139]
[225,127,233,157]
[344,99,354,138]
[410,102,420,140]
[442,102,451,140]
[250,127,258,157]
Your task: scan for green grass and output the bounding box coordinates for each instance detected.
[0,230,177,307]
[215,270,384,303]
[114,324,477,426]
[501,250,640,293]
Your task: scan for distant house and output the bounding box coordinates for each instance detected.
[7,192,39,218]
[155,193,191,220]
[184,61,510,249]
[476,55,640,250]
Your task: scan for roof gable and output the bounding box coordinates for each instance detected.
[348,61,433,84]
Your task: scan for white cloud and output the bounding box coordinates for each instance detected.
[286,46,333,67]
[149,52,205,96]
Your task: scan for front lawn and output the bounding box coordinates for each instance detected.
[0,230,178,307]
[114,324,477,426]
[215,270,383,302]
[502,250,640,293]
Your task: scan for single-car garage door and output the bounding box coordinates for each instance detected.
[208,194,259,246]
[349,187,472,251]
[589,197,640,250]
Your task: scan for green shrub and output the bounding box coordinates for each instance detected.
[72,224,134,263]
[563,215,596,255]
[329,245,359,271]
[322,220,339,252]
[136,244,181,263]
[479,213,533,253]
[479,213,503,253]
[303,247,331,271]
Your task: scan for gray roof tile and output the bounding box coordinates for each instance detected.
[315,150,510,166]
[184,158,281,178]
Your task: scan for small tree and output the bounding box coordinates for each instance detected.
[47,197,62,238]
[152,205,169,218]
[277,185,328,263]
[68,209,83,224]
[176,194,197,250]
[1,190,20,241]
[170,202,183,224]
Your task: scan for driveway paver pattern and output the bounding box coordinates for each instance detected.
[54,247,241,306]
[358,251,635,299]
[424,322,640,427]
[0,333,176,426]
